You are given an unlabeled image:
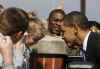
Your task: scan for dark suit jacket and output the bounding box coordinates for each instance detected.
[86,32,100,69]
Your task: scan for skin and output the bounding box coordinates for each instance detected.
[0,36,13,64]
[61,23,77,47]
[61,23,89,49]
[48,12,64,36]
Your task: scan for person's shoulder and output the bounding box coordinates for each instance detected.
[90,32,100,40]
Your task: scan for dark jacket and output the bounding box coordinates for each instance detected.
[86,32,100,69]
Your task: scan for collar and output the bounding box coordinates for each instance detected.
[83,31,91,51]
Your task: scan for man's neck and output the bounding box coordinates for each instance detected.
[77,29,90,45]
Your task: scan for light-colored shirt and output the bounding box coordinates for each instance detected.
[83,31,91,51]
[14,47,24,68]
[32,35,67,54]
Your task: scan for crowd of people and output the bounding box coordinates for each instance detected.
[0,4,45,69]
[0,1,100,69]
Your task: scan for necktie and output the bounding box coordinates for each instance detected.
[80,48,87,63]
[82,49,87,63]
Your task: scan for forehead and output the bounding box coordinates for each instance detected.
[61,23,73,31]
[51,13,64,19]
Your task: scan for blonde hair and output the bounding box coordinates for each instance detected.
[27,16,45,42]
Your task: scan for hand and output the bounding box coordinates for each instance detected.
[0,36,13,64]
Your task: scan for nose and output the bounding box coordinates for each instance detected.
[55,23,61,29]
[56,21,62,25]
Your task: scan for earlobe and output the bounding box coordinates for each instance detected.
[73,24,78,36]
[16,31,24,40]
[74,31,78,36]
[17,31,23,36]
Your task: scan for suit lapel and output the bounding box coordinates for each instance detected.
[86,32,98,59]
[86,32,93,57]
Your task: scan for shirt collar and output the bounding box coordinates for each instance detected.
[83,31,91,51]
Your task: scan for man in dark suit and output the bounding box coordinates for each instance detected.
[61,11,100,69]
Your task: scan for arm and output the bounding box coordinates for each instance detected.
[0,36,14,69]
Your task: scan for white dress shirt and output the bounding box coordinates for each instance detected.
[83,31,91,51]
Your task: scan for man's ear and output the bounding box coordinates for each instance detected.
[17,31,23,36]
[16,31,24,39]
[12,31,24,43]
[73,24,78,36]
[73,24,78,31]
